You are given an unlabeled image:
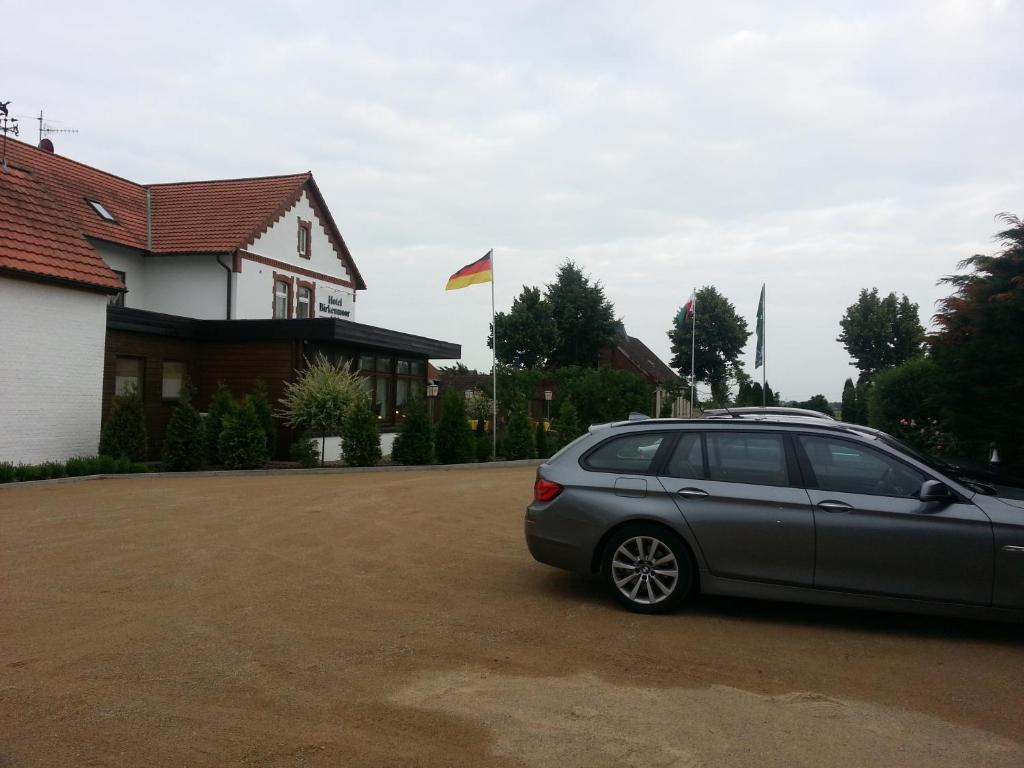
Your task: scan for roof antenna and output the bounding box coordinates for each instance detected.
[37,109,78,147]
[0,99,17,173]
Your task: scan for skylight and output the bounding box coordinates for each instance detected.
[86,199,117,222]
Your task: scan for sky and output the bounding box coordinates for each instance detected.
[7,0,1022,400]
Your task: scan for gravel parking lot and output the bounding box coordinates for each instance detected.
[2,467,1023,767]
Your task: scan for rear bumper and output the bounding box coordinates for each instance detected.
[524,506,596,574]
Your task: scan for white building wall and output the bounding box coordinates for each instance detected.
[234,263,355,321]
[0,277,108,464]
[95,241,230,319]
[239,190,357,321]
[144,255,230,319]
[93,240,147,309]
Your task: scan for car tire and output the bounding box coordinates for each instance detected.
[601,523,694,614]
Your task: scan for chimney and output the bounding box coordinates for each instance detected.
[38,138,54,153]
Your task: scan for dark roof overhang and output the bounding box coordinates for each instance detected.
[106,307,460,359]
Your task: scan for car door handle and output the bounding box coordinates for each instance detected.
[677,487,709,498]
[818,500,854,512]
[1003,545,1024,554]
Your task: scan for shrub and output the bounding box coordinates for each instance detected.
[554,399,583,449]
[343,395,382,467]
[99,386,147,461]
[290,436,320,468]
[535,420,549,459]
[505,406,536,460]
[205,383,237,464]
[868,358,953,454]
[278,354,365,466]
[14,464,41,482]
[162,382,205,471]
[218,399,269,470]
[4,455,147,481]
[392,397,434,465]
[434,391,475,464]
[249,380,277,455]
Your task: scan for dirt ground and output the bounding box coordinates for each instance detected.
[1,467,1022,767]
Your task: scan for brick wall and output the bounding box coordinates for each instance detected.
[0,277,108,463]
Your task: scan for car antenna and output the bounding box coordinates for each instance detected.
[721,402,739,418]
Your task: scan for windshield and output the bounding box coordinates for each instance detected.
[870,432,1009,496]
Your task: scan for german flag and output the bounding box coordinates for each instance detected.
[445,250,493,291]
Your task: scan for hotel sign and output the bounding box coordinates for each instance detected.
[319,293,351,318]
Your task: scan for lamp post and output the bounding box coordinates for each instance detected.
[426,382,439,421]
[543,389,552,424]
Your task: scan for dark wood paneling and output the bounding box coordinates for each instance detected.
[103,331,301,460]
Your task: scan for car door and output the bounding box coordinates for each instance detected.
[796,434,993,605]
[657,430,815,586]
[572,431,690,537]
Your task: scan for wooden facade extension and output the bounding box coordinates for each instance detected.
[103,307,459,460]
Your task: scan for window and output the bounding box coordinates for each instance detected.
[375,356,392,373]
[296,286,312,319]
[108,270,126,307]
[799,435,925,498]
[273,279,290,319]
[115,357,142,396]
[397,360,411,375]
[706,432,789,487]
[358,355,375,373]
[664,432,705,479]
[297,220,312,258]
[374,377,390,421]
[162,361,185,400]
[87,198,117,222]
[583,434,665,475]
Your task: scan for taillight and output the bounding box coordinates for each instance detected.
[534,478,563,502]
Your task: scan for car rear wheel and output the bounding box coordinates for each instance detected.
[601,524,694,614]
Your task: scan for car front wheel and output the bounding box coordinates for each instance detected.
[601,524,694,614]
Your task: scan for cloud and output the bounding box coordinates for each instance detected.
[9,0,1023,399]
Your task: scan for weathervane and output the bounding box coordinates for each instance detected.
[1,99,18,173]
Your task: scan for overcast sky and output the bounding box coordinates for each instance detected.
[9,0,1022,400]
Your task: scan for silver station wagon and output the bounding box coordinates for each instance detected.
[525,415,1024,620]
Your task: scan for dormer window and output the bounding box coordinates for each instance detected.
[297,219,312,259]
[86,198,117,222]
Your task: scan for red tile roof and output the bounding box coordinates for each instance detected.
[0,162,123,291]
[149,173,309,253]
[0,138,365,291]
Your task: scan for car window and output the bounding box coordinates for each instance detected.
[663,432,704,479]
[583,434,665,474]
[799,435,924,497]
[706,433,789,486]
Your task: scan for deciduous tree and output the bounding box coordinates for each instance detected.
[837,288,925,379]
[668,286,750,405]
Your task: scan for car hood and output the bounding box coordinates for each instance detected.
[994,495,1024,511]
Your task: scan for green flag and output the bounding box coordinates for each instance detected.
[755,284,765,369]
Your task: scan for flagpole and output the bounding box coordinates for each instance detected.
[762,284,766,407]
[490,250,497,460]
[689,287,696,417]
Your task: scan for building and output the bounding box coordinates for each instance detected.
[0,137,459,462]
[599,328,687,417]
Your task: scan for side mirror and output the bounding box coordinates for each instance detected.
[919,480,951,503]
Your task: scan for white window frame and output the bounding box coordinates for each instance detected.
[297,286,311,319]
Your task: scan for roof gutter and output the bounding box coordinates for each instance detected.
[216,253,233,320]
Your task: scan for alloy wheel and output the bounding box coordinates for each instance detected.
[610,536,680,605]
